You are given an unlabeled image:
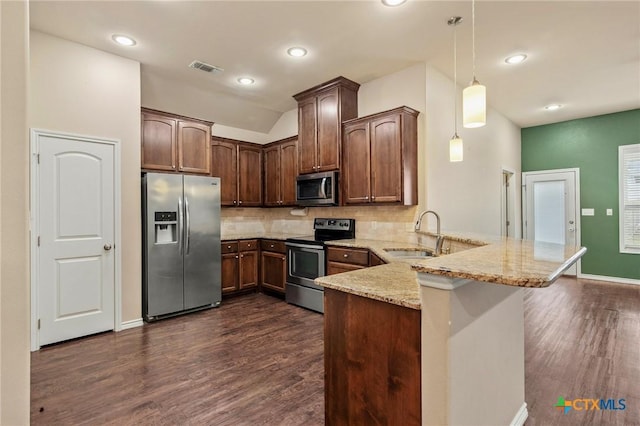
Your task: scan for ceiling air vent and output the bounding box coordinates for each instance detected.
[188,60,224,74]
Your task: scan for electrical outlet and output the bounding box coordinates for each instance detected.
[581,208,595,216]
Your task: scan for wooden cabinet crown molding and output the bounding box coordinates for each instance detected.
[141,107,214,127]
[292,76,360,101]
[341,105,420,126]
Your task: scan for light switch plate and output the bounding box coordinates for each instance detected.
[582,208,595,216]
[606,208,613,216]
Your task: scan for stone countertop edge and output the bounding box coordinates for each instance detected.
[221,232,303,241]
[411,241,587,288]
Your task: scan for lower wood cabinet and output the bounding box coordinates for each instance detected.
[260,239,287,294]
[221,239,259,295]
[326,246,370,275]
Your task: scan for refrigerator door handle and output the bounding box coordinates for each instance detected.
[178,196,184,255]
[185,196,191,255]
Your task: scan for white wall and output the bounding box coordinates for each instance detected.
[30,31,142,322]
[0,2,30,423]
[425,66,522,237]
[212,123,271,144]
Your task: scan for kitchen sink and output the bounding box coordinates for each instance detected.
[383,249,434,260]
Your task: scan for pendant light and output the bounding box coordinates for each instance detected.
[463,0,486,128]
[448,16,463,162]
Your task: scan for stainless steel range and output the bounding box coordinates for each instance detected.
[285,218,356,313]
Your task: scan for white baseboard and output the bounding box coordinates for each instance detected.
[579,273,640,286]
[510,402,528,426]
[121,318,144,330]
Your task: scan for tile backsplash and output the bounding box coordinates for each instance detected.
[221,205,419,240]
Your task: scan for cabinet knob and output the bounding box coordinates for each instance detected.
[343,254,349,258]
[233,200,237,204]
[239,200,243,205]
[235,255,239,259]
[270,244,274,248]
[371,196,375,200]
[240,254,243,258]
[227,245,232,249]
[365,196,369,200]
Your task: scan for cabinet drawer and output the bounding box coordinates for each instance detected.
[326,246,369,266]
[260,239,286,253]
[221,241,238,254]
[239,239,259,252]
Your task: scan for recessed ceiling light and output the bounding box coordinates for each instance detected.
[287,47,307,57]
[237,77,255,85]
[545,104,562,111]
[111,34,136,46]
[505,54,527,64]
[381,0,407,6]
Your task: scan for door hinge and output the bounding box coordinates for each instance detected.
[37,319,41,330]
[37,236,40,247]
[506,221,510,226]
[37,153,40,164]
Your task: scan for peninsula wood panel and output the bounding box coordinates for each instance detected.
[324,288,421,425]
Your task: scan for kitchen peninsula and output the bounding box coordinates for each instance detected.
[317,233,586,426]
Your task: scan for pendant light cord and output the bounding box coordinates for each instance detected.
[472,0,476,80]
[453,22,458,135]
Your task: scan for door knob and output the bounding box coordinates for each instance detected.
[104,244,112,251]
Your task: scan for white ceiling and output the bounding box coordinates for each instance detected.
[30,1,640,133]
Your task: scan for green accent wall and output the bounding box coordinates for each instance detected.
[522,109,640,280]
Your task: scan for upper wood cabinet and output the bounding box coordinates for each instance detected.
[342,106,419,206]
[211,137,262,207]
[293,77,359,175]
[263,136,298,207]
[141,108,212,175]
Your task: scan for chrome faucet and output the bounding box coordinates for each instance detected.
[415,210,445,255]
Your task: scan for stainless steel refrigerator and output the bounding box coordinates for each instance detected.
[142,173,221,321]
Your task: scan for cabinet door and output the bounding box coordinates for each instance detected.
[280,139,298,206]
[221,252,239,294]
[178,120,211,174]
[239,250,259,289]
[261,251,286,293]
[298,97,317,174]
[263,145,281,206]
[211,140,238,206]
[238,146,262,206]
[342,122,371,204]
[316,88,340,172]
[141,112,177,171]
[370,114,402,203]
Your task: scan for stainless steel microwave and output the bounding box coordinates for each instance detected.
[296,171,338,206]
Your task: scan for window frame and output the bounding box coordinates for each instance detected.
[619,143,640,254]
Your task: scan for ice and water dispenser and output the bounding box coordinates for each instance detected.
[154,211,177,244]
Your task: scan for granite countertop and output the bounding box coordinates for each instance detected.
[411,238,587,288]
[315,234,586,311]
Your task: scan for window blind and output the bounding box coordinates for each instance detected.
[619,144,640,254]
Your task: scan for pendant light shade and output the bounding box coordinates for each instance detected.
[463,79,486,128]
[448,16,464,162]
[449,134,463,162]
[463,0,486,128]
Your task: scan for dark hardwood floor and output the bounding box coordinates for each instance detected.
[524,277,640,426]
[31,293,325,425]
[31,278,640,425]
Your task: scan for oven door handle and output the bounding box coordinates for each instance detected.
[286,242,324,251]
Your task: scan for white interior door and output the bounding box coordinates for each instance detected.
[523,169,580,275]
[35,131,116,346]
